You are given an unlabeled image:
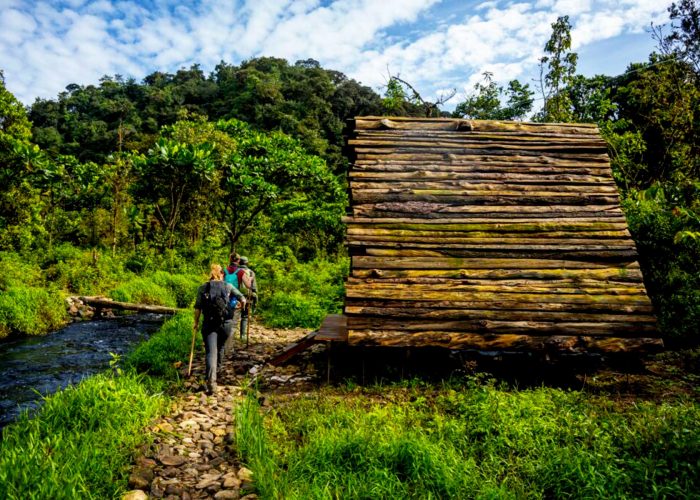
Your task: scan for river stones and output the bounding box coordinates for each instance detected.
[214,490,240,499]
[158,454,187,467]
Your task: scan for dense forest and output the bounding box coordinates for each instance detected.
[0,2,699,342]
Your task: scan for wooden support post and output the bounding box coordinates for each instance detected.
[326,341,332,384]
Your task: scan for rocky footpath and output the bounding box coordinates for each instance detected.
[123,323,325,500]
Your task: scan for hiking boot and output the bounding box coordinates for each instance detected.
[206,381,218,395]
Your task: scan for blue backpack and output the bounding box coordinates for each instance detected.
[224,266,240,288]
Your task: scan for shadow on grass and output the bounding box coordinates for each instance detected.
[303,344,700,402]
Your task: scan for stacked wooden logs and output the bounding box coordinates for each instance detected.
[343,117,662,352]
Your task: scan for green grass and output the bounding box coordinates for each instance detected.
[0,310,203,499]
[236,380,700,499]
[0,372,166,500]
[0,286,67,339]
[127,310,199,380]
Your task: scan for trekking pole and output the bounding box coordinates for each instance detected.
[245,294,252,349]
[187,325,197,377]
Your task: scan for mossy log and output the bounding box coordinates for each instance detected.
[344,298,654,314]
[352,202,624,219]
[346,330,663,353]
[349,235,632,245]
[353,117,598,134]
[359,248,639,262]
[351,192,620,205]
[345,281,647,294]
[350,267,644,282]
[350,140,607,151]
[346,276,642,287]
[344,306,656,324]
[345,220,630,231]
[356,130,604,141]
[346,318,657,336]
[352,256,641,270]
[349,171,614,183]
[350,181,620,193]
[77,296,180,314]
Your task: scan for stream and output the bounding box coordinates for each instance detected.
[0,314,167,431]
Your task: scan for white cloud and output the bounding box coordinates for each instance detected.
[0,0,672,107]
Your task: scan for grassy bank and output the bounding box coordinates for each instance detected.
[236,380,700,499]
[0,310,196,499]
[0,372,166,499]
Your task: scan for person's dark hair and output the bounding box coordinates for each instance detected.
[229,252,240,264]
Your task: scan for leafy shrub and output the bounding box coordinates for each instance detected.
[263,291,327,328]
[150,271,202,308]
[0,286,67,338]
[255,255,347,329]
[126,311,198,379]
[0,372,165,499]
[42,246,132,296]
[622,190,700,342]
[0,251,43,290]
[109,277,176,307]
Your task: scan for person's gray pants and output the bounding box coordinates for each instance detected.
[202,324,232,384]
[223,312,240,356]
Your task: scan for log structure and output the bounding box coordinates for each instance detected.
[343,117,662,353]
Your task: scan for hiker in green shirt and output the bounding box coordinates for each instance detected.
[238,256,258,342]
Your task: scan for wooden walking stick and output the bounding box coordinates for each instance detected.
[245,300,251,349]
[187,324,197,377]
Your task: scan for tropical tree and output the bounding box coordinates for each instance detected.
[453,72,534,120]
[537,15,578,122]
[215,119,342,251]
[131,120,224,248]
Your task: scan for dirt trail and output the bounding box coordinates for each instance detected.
[123,324,322,500]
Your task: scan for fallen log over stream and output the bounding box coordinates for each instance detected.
[77,296,181,315]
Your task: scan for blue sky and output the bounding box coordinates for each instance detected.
[0,0,669,108]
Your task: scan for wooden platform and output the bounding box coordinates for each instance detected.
[268,315,347,366]
[316,314,348,342]
[343,117,662,353]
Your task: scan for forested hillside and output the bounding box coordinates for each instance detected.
[0,3,699,343]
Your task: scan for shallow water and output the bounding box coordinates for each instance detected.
[0,314,166,430]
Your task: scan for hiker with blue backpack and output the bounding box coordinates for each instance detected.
[224,253,254,345]
[193,263,246,395]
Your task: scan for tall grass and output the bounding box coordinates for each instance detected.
[0,287,67,339]
[0,310,202,498]
[127,311,199,380]
[0,372,165,500]
[235,381,700,499]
